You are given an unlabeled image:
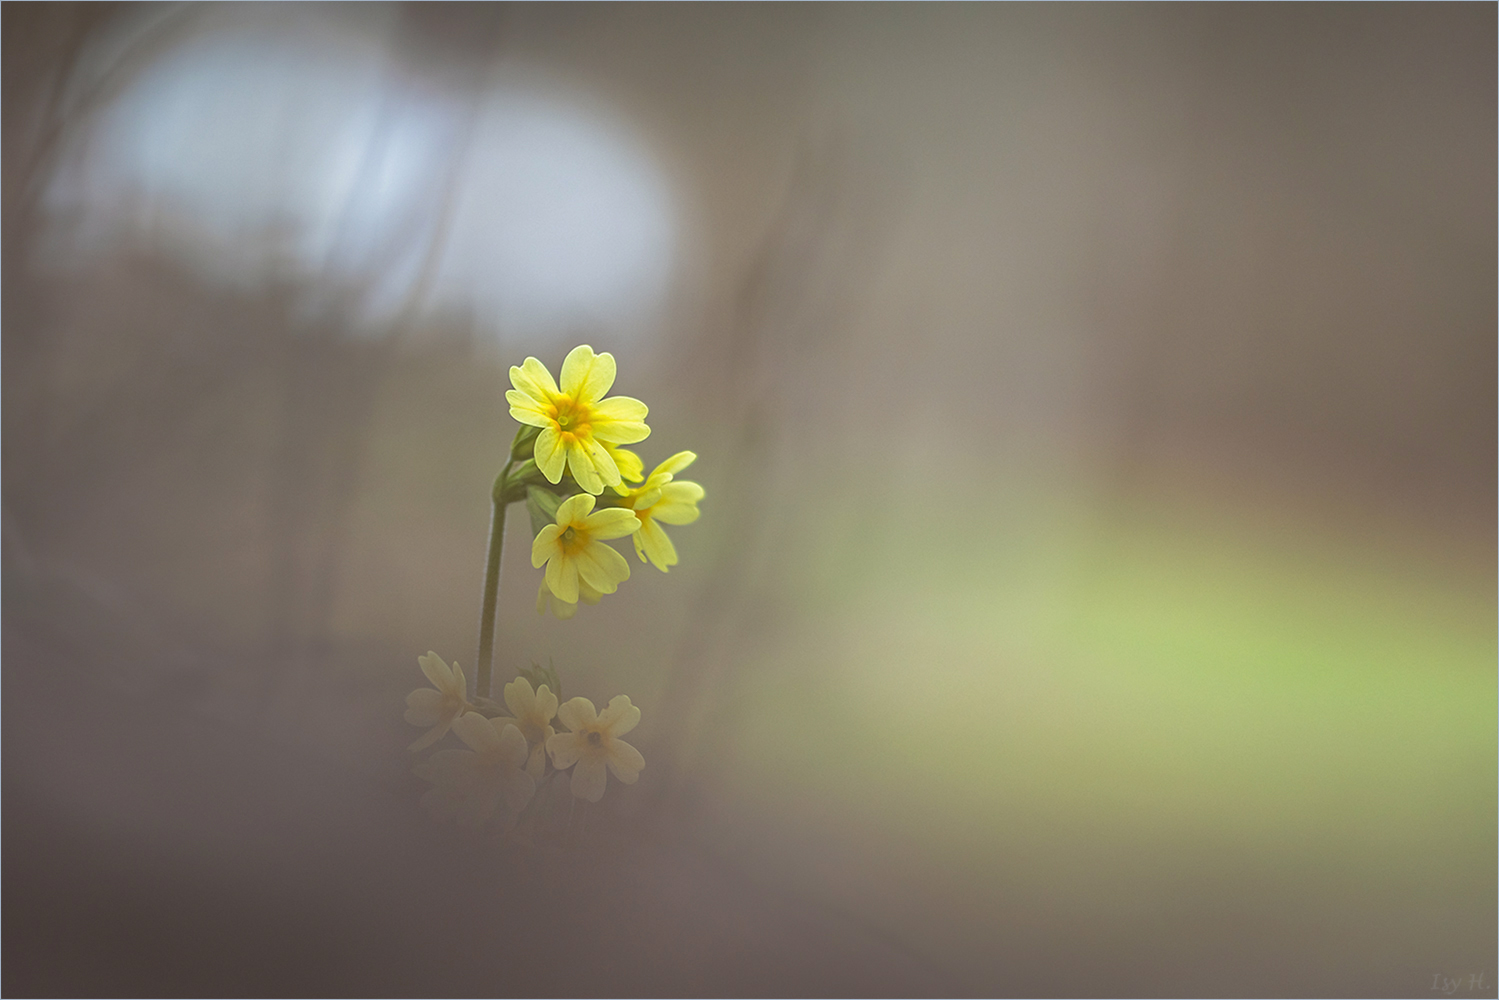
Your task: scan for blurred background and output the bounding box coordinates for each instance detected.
[4,4,1494,996]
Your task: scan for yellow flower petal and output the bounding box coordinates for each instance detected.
[627,488,663,511]
[604,444,644,485]
[531,524,563,568]
[589,416,651,446]
[503,677,536,719]
[545,554,579,604]
[597,694,641,737]
[652,481,705,524]
[534,685,559,722]
[546,730,587,769]
[583,506,642,540]
[496,722,530,768]
[512,357,557,396]
[404,688,446,726]
[637,518,678,571]
[559,345,616,403]
[451,711,499,754]
[573,541,631,594]
[605,739,645,783]
[566,440,605,494]
[654,451,697,477]
[660,480,705,501]
[591,395,648,424]
[556,696,598,732]
[555,493,596,526]
[534,426,567,483]
[525,744,546,780]
[587,435,623,483]
[418,652,453,691]
[505,391,553,428]
[570,754,608,802]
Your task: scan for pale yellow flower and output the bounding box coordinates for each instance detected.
[615,451,705,572]
[602,442,645,485]
[536,579,602,620]
[531,493,639,605]
[403,651,470,751]
[546,695,645,802]
[491,676,559,780]
[506,345,651,495]
[413,713,535,831]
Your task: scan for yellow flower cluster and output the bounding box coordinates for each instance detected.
[403,652,471,751]
[505,345,650,495]
[408,670,645,823]
[512,346,705,618]
[404,346,689,840]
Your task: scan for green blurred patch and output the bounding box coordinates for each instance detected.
[713,479,1495,987]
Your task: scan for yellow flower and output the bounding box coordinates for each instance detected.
[531,493,639,605]
[615,451,705,572]
[403,651,470,751]
[602,442,644,485]
[413,713,535,831]
[492,676,559,779]
[506,345,651,495]
[546,695,645,802]
[536,579,602,620]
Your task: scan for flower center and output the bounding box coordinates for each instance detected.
[550,395,592,438]
[587,731,603,747]
[559,525,589,555]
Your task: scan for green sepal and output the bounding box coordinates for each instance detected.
[510,424,541,463]
[519,660,562,701]
[500,459,584,507]
[525,486,562,537]
[500,460,539,503]
[469,694,507,717]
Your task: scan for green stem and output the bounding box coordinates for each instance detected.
[475,460,514,699]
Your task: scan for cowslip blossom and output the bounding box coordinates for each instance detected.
[404,652,471,751]
[615,451,705,572]
[492,676,558,779]
[602,442,644,485]
[546,695,645,802]
[531,493,639,606]
[413,712,535,831]
[506,345,651,495]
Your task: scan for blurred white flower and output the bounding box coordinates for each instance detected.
[413,713,535,831]
[492,676,559,780]
[546,695,644,802]
[403,651,470,751]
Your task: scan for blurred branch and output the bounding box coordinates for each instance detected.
[279,5,506,656]
[5,3,203,249]
[653,132,904,808]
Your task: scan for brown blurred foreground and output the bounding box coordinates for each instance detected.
[5,4,1495,997]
